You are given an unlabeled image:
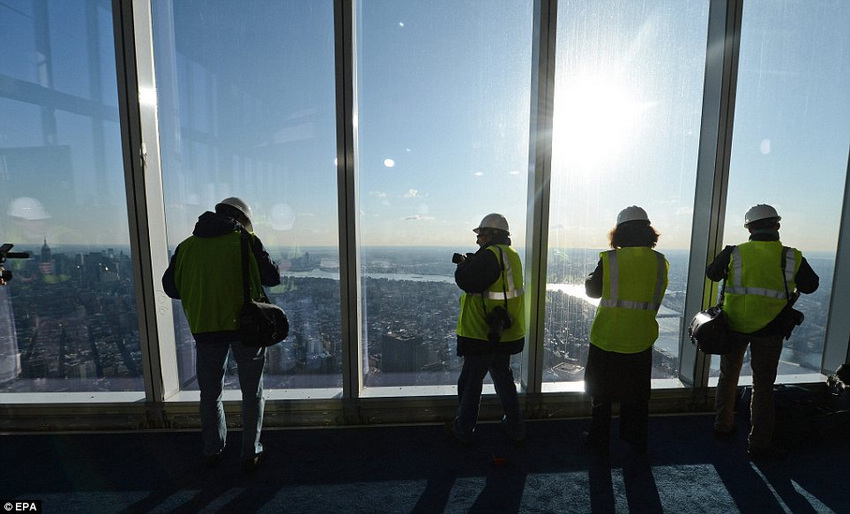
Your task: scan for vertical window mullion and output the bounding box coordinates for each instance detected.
[823,151,850,373]
[682,0,742,389]
[523,0,559,398]
[117,0,180,401]
[335,0,362,405]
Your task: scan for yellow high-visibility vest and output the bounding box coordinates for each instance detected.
[590,247,668,353]
[457,244,526,342]
[723,241,801,333]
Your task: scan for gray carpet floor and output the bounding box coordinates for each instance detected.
[2,410,849,513]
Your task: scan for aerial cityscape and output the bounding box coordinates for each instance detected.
[0,243,834,393]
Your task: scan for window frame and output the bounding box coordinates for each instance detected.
[3,0,848,426]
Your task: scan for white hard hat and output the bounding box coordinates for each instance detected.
[216,197,253,232]
[744,204,780,228]
[473,213,510,234]
[617,205,650,225]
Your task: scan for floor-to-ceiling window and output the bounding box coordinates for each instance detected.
[2,0,849,419]
[354,0,533,394]
[543,0,710,390]
[151,0,342,394]
[713,0,850,382]
[0,0,142,395]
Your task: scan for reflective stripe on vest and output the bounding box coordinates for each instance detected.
[475,246,525,300]
[457,244,526,342]
[589,247,668,353]
[598,251,666,312]
[722,241,801,333]
[725,246,796,299]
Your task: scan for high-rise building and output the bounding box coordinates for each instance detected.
[382,331,429,375]
[0,288,20,385]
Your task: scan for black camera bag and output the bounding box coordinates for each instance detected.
[239,296,289,348]
[689,278,738,355]
[239,232,288,348]
[484,247,513,344]
[689,305,733,354]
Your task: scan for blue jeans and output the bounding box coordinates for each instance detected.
[455,353,525,442]
[196,339,266,459]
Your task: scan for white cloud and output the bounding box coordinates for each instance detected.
[403,189,421,198]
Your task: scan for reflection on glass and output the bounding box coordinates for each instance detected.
[545,0,709,385]
[152,0,341,391]
[355,1,532,390]
[714,0,850,379]
[0,2,142,393]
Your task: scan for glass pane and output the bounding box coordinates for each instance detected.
[714,0,850,380]
[544,0,710,388]
[152,0,341,392]
[356,1,533,391]
[0,1,142,393]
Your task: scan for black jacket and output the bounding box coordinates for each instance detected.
[454,235,524,356]
[162,211,280,300]
[161,211,280,343]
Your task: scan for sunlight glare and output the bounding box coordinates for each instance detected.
[555,78,646,170]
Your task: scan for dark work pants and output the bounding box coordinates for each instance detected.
[715,332,783,449]
[589,399,649,448]
[454,352,525,442]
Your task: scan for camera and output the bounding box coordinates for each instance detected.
[828,363,850,395]
[452,252,473,264]
[486,306,513,344]
[0,243,30,285]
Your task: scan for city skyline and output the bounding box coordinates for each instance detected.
[1,241,834,393]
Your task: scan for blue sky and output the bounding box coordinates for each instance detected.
[723,0,850,252]
[1,0,848,255]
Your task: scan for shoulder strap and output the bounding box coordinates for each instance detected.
[240,231,251,303]
[480,245,510,313]
[716,279,726,309]
[495,246,508,311]
[781,246,799,305]
[716,246,730,308]
[781,246,789,298]
[717,244,738,308]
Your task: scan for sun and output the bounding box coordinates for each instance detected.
[553,77,647,171]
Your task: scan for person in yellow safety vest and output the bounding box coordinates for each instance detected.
[707,204,819,461]
[582,206,668,455]
[449,213,526,446]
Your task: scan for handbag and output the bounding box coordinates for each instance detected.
[688,279,734,354]
[238,231,288,347]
